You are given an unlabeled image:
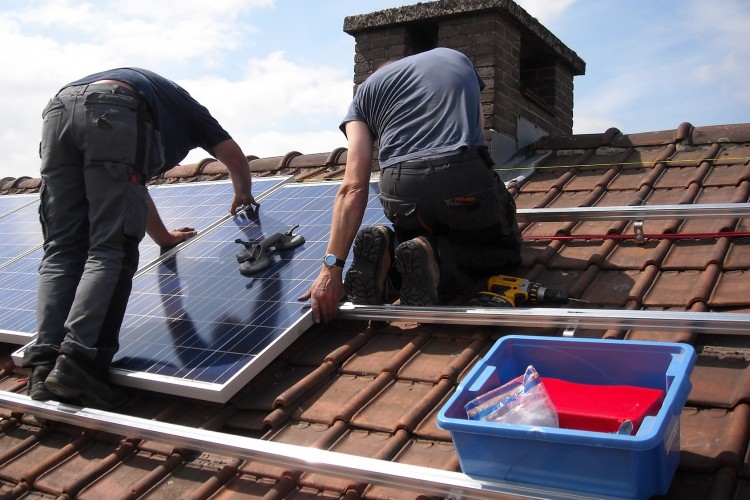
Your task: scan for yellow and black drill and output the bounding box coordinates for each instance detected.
[469,274,589,308]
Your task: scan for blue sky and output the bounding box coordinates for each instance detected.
[1,0,748,179]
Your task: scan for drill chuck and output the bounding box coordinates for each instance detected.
[535,285,571,305]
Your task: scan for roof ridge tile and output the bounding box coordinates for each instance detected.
[692,123,750,145]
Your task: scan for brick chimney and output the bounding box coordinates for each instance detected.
[343,0,585,165]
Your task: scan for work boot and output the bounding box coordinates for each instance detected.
[344,225,394,304]
[44,354,129,410]
[395,236,440,306]
[27,364,54,401]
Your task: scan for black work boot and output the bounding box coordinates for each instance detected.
[45,354,129,410]
[395,236,440,306]
[344,225,394,304]
[27,364,55,401]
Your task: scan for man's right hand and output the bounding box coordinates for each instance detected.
[298,268,345,323]
[156,227,197,248]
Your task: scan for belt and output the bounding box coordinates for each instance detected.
[394,148,483,169]
[57,82,142,102]
[57,82,153,123]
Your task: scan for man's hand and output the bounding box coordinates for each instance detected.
[156,227,197,249]
[231,194,260,216]
[298,269,345,323]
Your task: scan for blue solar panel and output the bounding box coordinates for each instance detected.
[0,194,37,218]
[0,200,42,268]
[0,249,41,343]
[1,178,287,344]
[109,180,388,402]
[139,178,288,270]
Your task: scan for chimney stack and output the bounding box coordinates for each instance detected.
[343,0,585,164]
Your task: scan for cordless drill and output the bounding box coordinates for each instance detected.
[469,275,588,308]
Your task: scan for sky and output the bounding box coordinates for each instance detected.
[1,0,748,179]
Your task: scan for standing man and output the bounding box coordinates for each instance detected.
[301,48,521,323]
[24,68,259,409]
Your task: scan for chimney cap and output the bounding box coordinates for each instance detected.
[343,0,585,75]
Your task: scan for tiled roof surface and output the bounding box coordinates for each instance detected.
[1,122,749,498]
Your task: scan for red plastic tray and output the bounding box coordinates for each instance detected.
[542,377,665,433]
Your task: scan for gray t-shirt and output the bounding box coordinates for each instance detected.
[341,47,486,168]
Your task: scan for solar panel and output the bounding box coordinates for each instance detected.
[1,177,288,345]
[139,178,288,270]
[0,249,41,343]
[0,194,37,219]
[106,180,387,402]
[0,200,43,268]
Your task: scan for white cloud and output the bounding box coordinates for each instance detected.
[684,0,750,105]
[0,0,358,179]
[515,0,576,25]
[177,51,352,161]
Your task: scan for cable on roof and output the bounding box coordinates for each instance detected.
[494,155,750,173]
[522,230,750,242]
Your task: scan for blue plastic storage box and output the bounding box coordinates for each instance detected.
[437,335,696,499]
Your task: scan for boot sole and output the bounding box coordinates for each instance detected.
[344,228,388,304]
[395,241,438,306]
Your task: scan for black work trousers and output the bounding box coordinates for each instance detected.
[23,83,158,375]
[378,149,521,294]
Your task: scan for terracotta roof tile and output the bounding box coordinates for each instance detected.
[295,373,380,425]
[233,363,317,411]
[689,352,750,408]
[680,405,750,472]
[710,270,750,307]
[396,334,483,383]
[546,240,608,270]
[724,239,750,269]
[691,123,750,144]
[341,327,429,376]
[661,239,729,270]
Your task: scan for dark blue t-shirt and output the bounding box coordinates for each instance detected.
[65,68,231,175]
[341,48,486,168]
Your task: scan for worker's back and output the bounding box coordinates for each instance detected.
[342,47,486,167]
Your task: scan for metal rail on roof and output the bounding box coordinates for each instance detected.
[0,392,607,500]
[516,202,750,222]
[338,304,750,335]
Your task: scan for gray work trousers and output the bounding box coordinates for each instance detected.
[379,148,522,294]
[23,83,155,375]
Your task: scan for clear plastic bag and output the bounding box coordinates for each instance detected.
[465,365,559,427]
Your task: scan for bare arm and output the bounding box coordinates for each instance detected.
[211,138,259,215]
[299,121,374,323]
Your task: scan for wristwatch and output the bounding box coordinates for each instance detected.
[323,253,345,269]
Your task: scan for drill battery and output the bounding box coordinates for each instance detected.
[468,291,515,308]
[469,274,588,308]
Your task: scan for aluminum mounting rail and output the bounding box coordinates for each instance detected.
[516,202,750,222]
[0,392,608,500]
[338,303,750,335]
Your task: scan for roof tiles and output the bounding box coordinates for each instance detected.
[0,121,750,498]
